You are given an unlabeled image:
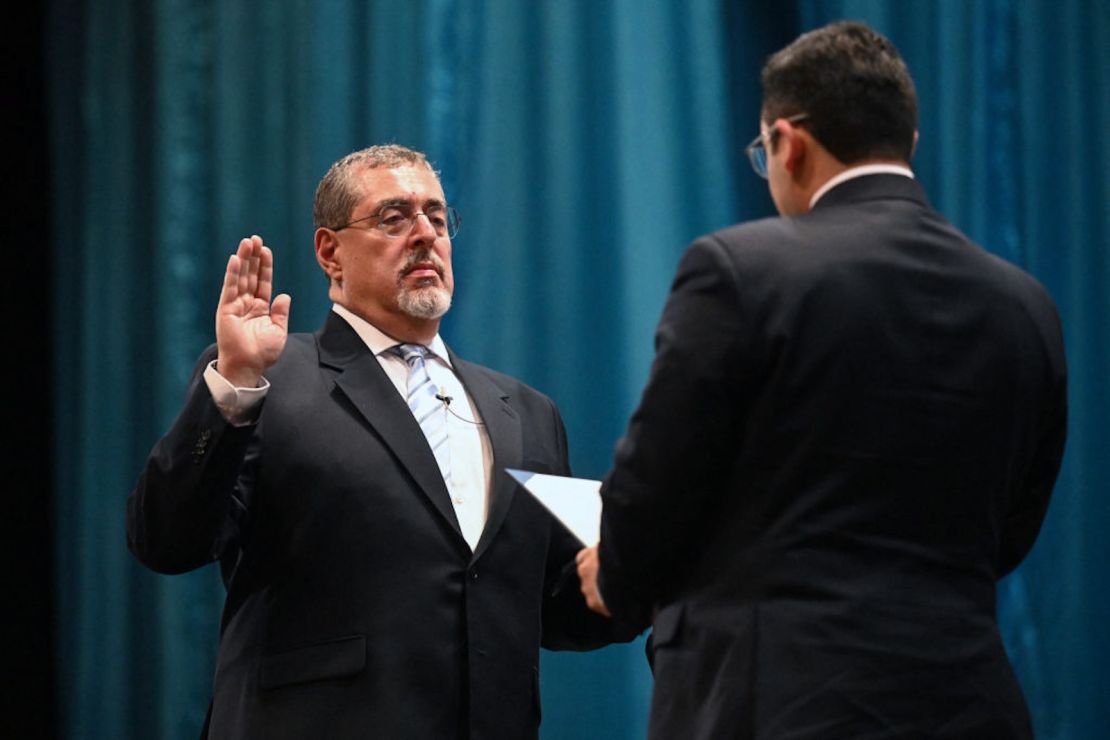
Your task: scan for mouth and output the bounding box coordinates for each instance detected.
[401,257,444,285]
[403,261,441,279]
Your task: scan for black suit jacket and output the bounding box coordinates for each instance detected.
[598,175,1067,739]
[128,312,629,739]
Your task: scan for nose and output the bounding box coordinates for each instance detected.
[408,212,439,244]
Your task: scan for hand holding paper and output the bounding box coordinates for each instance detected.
[506,468,612,616]
[575,545,611,617]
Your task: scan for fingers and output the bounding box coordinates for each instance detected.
[234,237,253,302]
[220,253,240,305]
[239,236,260,299]
[575,547,612,617]
[245,235,263,298]
[220,236,272,309]
[257,243,275,305]
[588,594,611,617]
[219,238,253,307]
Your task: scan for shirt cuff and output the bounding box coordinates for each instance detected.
[203,360,270,426]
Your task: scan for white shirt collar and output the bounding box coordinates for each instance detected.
[331,303,452,365]
[809,163,915,209]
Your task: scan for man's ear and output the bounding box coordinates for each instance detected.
[314,227,341,283]
[911,130,919,159]
[778,120,807,175]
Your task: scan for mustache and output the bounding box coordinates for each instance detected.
[400,250,446,279]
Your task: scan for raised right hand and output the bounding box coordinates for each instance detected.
[215,235,292,388]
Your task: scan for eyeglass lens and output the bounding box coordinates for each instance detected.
[748,146,768,178]
[377,206,459,238]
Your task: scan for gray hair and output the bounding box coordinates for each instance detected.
[313,144,437,229]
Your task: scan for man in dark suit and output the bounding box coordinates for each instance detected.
[128,144,633,739]
[577,21,1067,739]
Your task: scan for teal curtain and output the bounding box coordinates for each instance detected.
[50,1,1109,738]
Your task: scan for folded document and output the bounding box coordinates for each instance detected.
[506,469,602,547]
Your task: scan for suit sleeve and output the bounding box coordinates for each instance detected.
[598,236,750,623]
[997,309,1068,576]
[126,346,259,574]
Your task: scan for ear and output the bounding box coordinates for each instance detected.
[911,130,920,159]
[777,120,807,175]
[314,227,342,283]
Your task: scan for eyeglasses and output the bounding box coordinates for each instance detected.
[334,204,461,239]
[744,113,810,178]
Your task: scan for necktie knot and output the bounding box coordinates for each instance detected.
[392,343,428,366]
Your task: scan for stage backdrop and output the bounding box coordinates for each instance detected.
[50,1,1108,738]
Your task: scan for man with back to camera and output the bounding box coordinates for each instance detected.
[577,21,1067,739]
[127,144,637,739]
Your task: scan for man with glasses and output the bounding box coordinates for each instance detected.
[128,145,635,739]
[578,21,1066,739]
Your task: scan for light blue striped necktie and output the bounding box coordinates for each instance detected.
[392,344,451,483]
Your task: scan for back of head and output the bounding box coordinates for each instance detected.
[313,144,435,229]
[761,21,917,165]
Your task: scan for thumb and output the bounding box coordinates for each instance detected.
[271,294,292,331]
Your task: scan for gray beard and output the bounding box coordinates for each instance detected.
[398,285,451,320]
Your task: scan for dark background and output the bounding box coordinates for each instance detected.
[7,2,56,737]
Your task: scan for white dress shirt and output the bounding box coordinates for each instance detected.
[203,304,493,550]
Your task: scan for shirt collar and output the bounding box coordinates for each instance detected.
[331,303,452,366]
[809,163,915,209]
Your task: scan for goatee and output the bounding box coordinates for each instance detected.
[399,285,451,319]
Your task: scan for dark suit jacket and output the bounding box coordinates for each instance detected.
[598,175,1067,739]
[128,312,629,739]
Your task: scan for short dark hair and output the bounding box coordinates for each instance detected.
[761,21,917,164]
[313,144,435,229]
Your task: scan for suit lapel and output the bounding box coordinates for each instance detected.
[317,313,465,545]
[450,353,522,562]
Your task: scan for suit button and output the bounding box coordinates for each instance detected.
[470,570,479,581]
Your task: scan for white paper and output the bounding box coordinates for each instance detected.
[506,469,601,547]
